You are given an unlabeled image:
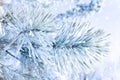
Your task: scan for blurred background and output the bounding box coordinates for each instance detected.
[91,0,120,79]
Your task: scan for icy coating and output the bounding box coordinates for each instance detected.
[0,0,120,80]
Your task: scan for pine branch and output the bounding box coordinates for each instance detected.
[52,20,110,73]
[1,4,57,33]
[0,3,56,61]
[0,4,55,80]
[0,1,110,80]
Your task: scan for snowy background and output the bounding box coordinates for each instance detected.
[91,0,120,79]
[0,0,120,80]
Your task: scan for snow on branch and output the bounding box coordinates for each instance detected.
[52,19,110,73]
